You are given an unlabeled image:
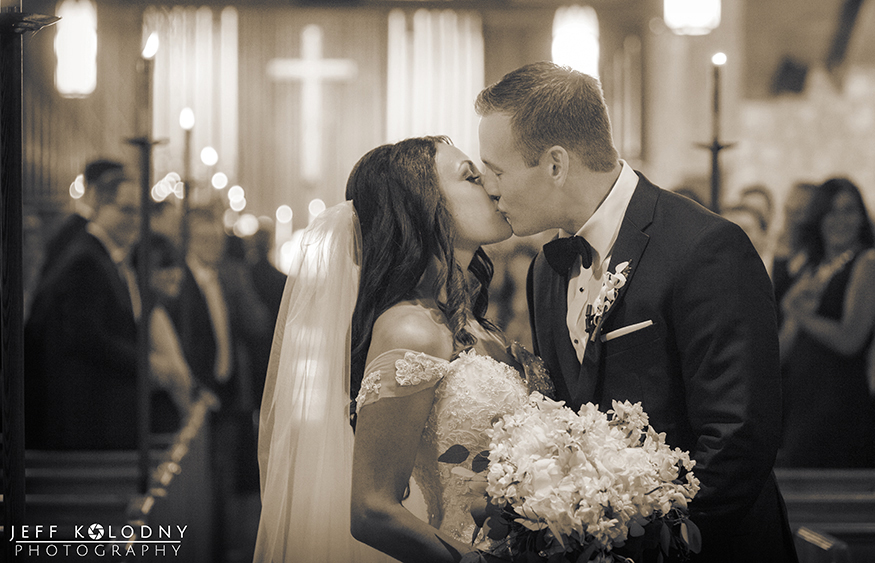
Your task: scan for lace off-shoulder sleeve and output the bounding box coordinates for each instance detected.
[355,349,449,411]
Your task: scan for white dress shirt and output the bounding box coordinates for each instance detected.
[566,161,639,362]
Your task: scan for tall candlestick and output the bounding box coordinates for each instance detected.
[711,52,726,141]
[179,107,194,256]
[697,52,732,214]
[139,32,159,139]
[134,31,159,494]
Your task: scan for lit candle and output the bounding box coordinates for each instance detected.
[179,107,195,192]
[710,52,726,141]
[179,107,195,253]
[139,32,159,138]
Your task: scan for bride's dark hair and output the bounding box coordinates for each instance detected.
[346,136,498,404]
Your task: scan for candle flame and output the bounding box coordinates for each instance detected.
[142,33,160,59]
[179,107,195,131]
[711,52,727,66]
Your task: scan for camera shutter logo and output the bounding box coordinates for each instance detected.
[88,523,105,540]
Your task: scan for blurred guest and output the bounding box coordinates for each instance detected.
[146,209,217,396]
[145,198,219,396]
[218,232,273,407]
[245,218,287,401]
[778,178,875,468]
[247,217,286,323]
[187,205,236,399]
[151,199,184,249]
[723,204,770,265]
[185,205,242,558]
[771,182,818,309]
[220,231,273,493]
[25,165,142,449]
[40,159,125,278]
[739,184,775,233]
[132,233,196,433]
[188,205,271,532]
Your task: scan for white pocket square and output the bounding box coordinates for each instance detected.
[602,320,654,342]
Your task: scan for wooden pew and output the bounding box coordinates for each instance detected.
[24,449,164,527]
[6,392,217,562]
[776,468,875,562]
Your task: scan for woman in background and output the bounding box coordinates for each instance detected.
[778,177,875,468]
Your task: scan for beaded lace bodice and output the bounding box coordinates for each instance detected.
[356,348,529,544]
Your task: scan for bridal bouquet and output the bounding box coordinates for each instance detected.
[457,393,701,563]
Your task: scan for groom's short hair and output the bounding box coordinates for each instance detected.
[475,61,618,173]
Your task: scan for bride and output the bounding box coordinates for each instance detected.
[254,136,547,562]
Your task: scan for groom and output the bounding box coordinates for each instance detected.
[476,62,798,562]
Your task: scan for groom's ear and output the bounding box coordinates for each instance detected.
[542,145,569,186]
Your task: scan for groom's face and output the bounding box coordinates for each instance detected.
[479,113,552,237]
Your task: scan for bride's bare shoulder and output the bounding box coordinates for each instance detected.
[369,300,453,360]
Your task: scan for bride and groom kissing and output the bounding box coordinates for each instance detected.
[254,62,799,563]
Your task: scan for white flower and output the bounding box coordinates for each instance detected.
[585,260,633,336]
[485,393,699,555]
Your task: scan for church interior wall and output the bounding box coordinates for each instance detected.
[18,0,875,247]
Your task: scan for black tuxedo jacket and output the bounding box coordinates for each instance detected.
[40,212,88,279]
[527,173,797,562]
[25,228,139,449]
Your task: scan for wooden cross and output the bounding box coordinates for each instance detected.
[267,24,358,182]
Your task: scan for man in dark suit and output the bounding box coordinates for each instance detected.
[40,159,126,278]
[476,62,798,562]
[25,164,142,449]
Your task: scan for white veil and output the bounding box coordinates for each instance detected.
[253,201,392,563]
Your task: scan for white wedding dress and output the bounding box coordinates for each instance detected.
[253,202,550,562]
[356,344,530,545]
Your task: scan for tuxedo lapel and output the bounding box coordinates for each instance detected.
[577,175,658,406]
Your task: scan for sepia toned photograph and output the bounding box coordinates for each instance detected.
[2,0,874,561]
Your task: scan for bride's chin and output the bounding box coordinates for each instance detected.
[486,228,513,245]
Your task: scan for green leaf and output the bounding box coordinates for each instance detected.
[659,522,671,555]
[681,520,702,554]
[628,520,645,538]
[472,450,491,473]
[485,514,510,540]
[438,444,470,464]
[576,542,598,562]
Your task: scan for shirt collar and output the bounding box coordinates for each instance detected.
[188,256,217,282]
[570,160,638,264]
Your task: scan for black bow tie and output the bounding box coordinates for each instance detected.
[543,235,592,274]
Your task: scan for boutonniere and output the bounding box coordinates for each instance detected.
[585,260,633,340]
